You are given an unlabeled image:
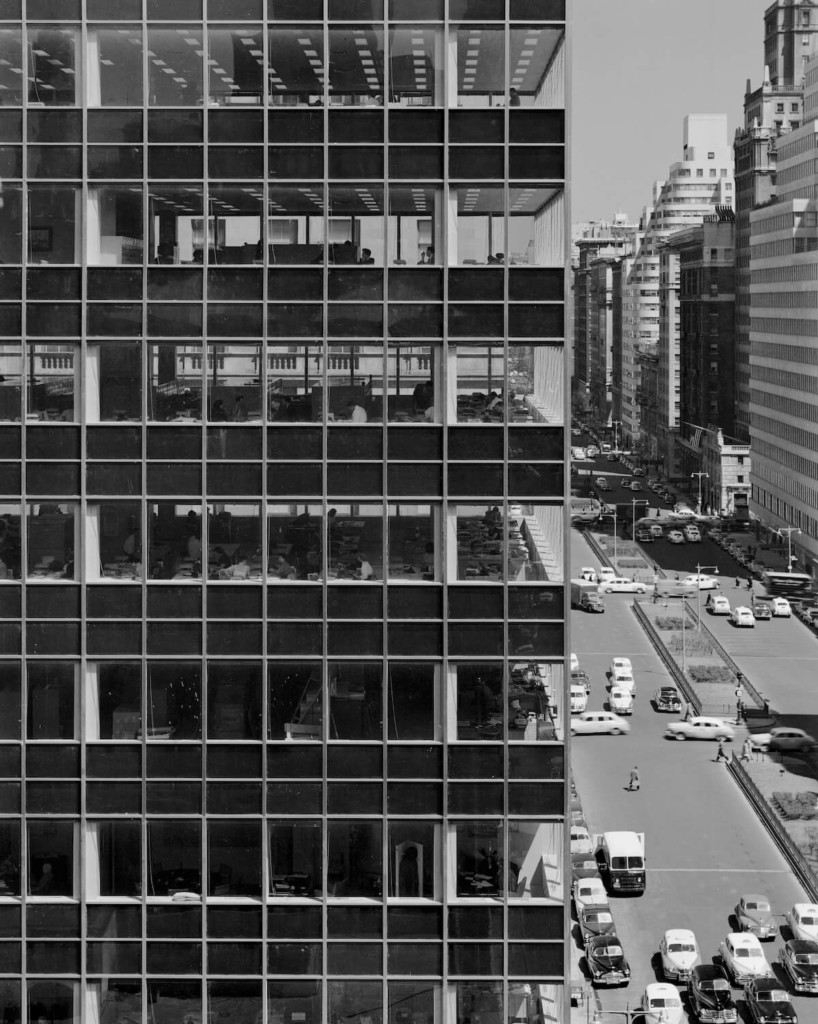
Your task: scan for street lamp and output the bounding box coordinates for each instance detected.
[776,527,801,573]
[631,497,639,542]
[691,471,709,515]
[694,562,719,630]
[611,420,621,452]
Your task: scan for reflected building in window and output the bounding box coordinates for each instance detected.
[0,1,569,1022]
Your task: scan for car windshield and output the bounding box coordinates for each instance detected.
[746,901,769,911]
[649,997,680,1008]
[589,913,612,924]
[601,945,622,957]
[735,948,755,958]
[795,953,818,964]
[801,916,818,926]
[669,943,696,952]
[701,979,729,991]
[758,991,789,1002]
[610,856,643,869]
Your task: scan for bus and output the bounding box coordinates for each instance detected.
[762,571,814,599]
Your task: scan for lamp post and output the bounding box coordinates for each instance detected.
[611,420,621,452]
[694,562,719,630]
[691,471,709,515]
[631,498,639,542]
[776,527,801,573]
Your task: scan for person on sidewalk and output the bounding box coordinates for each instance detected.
[740,737,752,762]
[627,766,640,791]
[714,739,730,763]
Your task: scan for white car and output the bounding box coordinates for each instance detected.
[597,567,617,582]
[771,597,792,617]
[787,903,818,942]
[706,594,731,615]
[667,530,685,544]
[608,687,634,715]
[569,684,588,714]
[719,932,773,986]
[600,577,648,594]
[660,928,700,982]
[573,877,609,914]
[665,716,735,742]
[639,983,684,1024]
[683,525,702,542]
[730,605,755,628]
[579,567,598,583]
[570,711,631,736]
[585,445,599,457]
[673,503,695,516]
[610,657,632,676]
[570,825,594,856]
[611,671,635,694]
[570,652,580,672]
[680,573,720,590]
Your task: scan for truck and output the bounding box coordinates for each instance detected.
[594,831,646,895]
[570,579,605,613]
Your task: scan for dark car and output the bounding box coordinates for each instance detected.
[688,964,737,1023]
[752,602,772,621]
[571,853,599,884]
[654,686,682,713]
[779,938,818,994]
[744,978,797,1023]
[571,670,592,695]
[579,906,616,942]
[584,933,631,986]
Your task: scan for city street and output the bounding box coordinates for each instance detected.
[569,528,812,1020]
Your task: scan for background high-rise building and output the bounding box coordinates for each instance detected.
[0,1,570,1022]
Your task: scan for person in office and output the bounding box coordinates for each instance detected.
[272,554,296,580]
[345,400,368,423]
[210,398,228,421]
[509,87,521,106]
[31,862,55,895]
[356,551,375,580]
[358,248,374,264]
[231,395,248,421]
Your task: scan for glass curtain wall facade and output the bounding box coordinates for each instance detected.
[0,1,569,1022]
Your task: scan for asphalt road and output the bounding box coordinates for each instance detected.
[569,528,812,1021]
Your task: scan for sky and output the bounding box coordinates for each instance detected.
[571,0,770,225]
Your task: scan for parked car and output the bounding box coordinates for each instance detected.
[570,825,594,856]
[579,906,616,941]
[752,602,772,621]
[570,652,580,671]
[668,529,685,544]
[718,932,773,986]
[570,711,631,736]
[629,480,643,492]
[731,605,755,628]
[778,938,818,994]
[683,524,702,542]
[585,934,631,986]
[688,964,737,1023]
[570,684,588,714]
[609,686,634,715]
[573,876,609,913]
[579,566,598,582]
[666,716,735,742]
[660,928,700,982]
[610,656,632,676]
[681,573,720,589]
[751,728,817,754]
[771,597,792,617]
[638,983,684,1024]
[632,466,645,476]
[706,594,731,615]
[600,577,648,594]
[744,978,797,1024]
[786,904,818,943]
[597,566,617,582]
[735,894,777,940]
[585,445,599,458]
[570,670,592,695]
[649,523,664,538]
[571,853,600,884]
[653,686,682,713]
[635,527,654,543]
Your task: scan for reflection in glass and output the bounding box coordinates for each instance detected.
[208,27,264,105]
[28,27,78,106]
[449,503,554,584]
[451,185,505,265]
[457,983,503,1023]
[146,984,201,1024]
[28,820,74,897]
[509,25,565,108]
[0,184,23,264]
[147,662,201,741]
[0,504,21,579]
[28,981,77,1024]
[0,346,22,422]
[451,663,502,741]
[329,662,381,741]
[508,661,557,741]
[267,27,325,107]
[386,345,437,422]
[208,821,262,897]
[88,186,144,265]
[87,662,142,740]
[454,25,504,108]
[388,26,441,106]
[327,821,382,897]
[89,984,141,1024]
[147,821,201,895]
[207,661,262,740]
[268,504,322,581]
[508,822,563,900]
[27,503,77,580]
[328,27,384,105]
[0,28,23,105]
[0,822,19,895]
[87,820,141,897]
[148,344,202,422]
[267,343,322,420]
[206,504,262,582]
[147,27,204,107]
[388,822,438,898]
[149,186,204,265]
[268,983,321,1023]
[268,662,322,741]
[87,25,143,106]
[452,821,503,897]
[27,185,80,264]
[206,343,262,421]
[388,186,439,265]
[208,984,261,1024]
[269,820,322,896]
[387,505,435,580]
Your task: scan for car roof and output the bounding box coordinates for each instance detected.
[726,932,762,947]
[664,928,696,943]
[645,982,679,997]
[692,964,727,979]
[787,938,818,951]
[792,902,818,915]
[658,686,679,693]
[749,978,786,992]
[741,893,771,904]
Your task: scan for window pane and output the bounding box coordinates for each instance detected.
[327,821,382,897]
[148,345,202,422]
[386,344,439,423]
[208,821,262,897]
[388,821,438,898]
[268,27,325,107]
[268,503,322,581]
[452,663,502,741]
[268,662,322,741]
[452,821,503,897]
[388,26,441,106]
[89,25,143,106]
[90,662,142,740]
[328,662,381,741]
[509,25,564,108]
[455,25,504,109]
[28,28,78,106]
[267,343,322,420]
[328,26,384,104]
[508,822,563,899]
[87,186,144,266]
[0,29,23,106]
[149,186,204,265]
[27,504,77,579]
[0,185,22,264]
[27,186,80,265]
[206,503,262,582]
[88,821,141,897]
[327,504,382,581]
[328,185,384,266]
[207,661,262,739]
[148,821,201,895]
[147,661,202,740]
[28,820,74,897]
[509,342,564,424]
[148,27,204,107]
[0,822,19,895]
[387,503,436,580]
[269,820,322,896]
[208,27,263,106]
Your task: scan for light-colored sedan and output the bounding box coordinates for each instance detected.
[787,903,818,943]
[751,727,817,753]
[660,928,700,982]
[570,711,631,736]
[771,597,792,617]
[573,877,609,914]
[718,932,773,986]
[666,716,735,742]
[731,605,755,627]
[609,687,634,715]
[639,983,685,1024]
[706,594,731,615]
[570,826,594,856]
[668,530,685,544]
[680,573,721,590]
[599,577,648,594]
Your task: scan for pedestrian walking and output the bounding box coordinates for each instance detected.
[746,575,753,591]
[627,766,640,791]
[714,739,730,763]
[741,737,752,762]
[735,576,741,588]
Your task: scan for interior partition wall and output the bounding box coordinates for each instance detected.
[0,1,570,1022]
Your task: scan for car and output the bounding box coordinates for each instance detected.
[571,447,586,460]
[608,687,634,715]
[667,529,685,544]
[681,573,721,589]
[688,964,738,1023]
[653,686,682,712]
[735,894,777,940]
[639,983,684,1024]
[674,502,695,515]
[666,716,735,742]
[573,876,609,913]
[579,906,616,941]
[571,853,600,884]
[585,933,631,986]
[611,670,635,694]
[579,566,598,582]
[585,445,599,457]
[635,527,654,543]
[570,652,579,672]
[595,476,610,488]
[744,978,797,1023]
[752,602,772,621]
[787,903,818,942]
[778,938,818,994]
[606,452,618,461]
[731,605,755,627]
[570,825,594,855]
[610,657,632,676]
[570,670,592,695]
[629,480,643,492]
[570,684,588,714]
[751,727,817,754]
[706,594,731,615]
[718,932,773,986]
[660,928,700,982]
[771,597,792,617]
[570,711,631,736]
[632,466,645,476]
[649,523,664,538]
[597,567,617,582]
[683,524,702,542]
[600,577,648,594]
